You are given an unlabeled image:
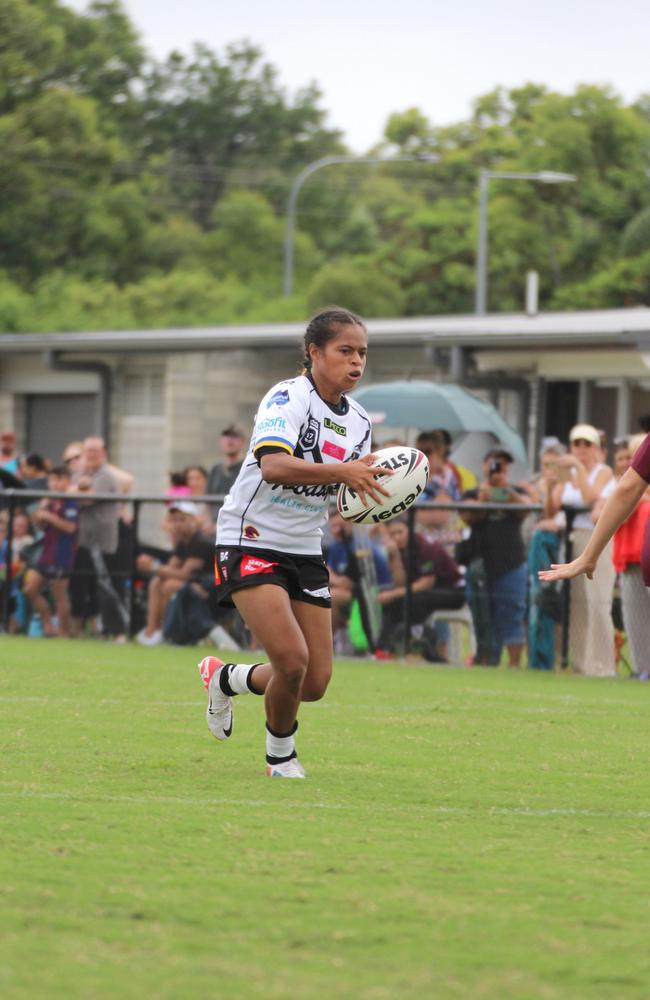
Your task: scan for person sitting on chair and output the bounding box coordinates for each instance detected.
[136,501,214,646]
[377,516,464,658]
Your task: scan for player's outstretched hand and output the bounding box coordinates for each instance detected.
[538,554,596,583]
[340,454,394,507]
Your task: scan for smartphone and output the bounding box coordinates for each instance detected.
[490,486,510,502]
[549,462,570,483]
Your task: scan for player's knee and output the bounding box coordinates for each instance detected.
[274,648,308,692]
[301,670,332,702]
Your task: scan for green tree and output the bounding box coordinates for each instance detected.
[137,42,342,223]
[307,258,406,318]
[203,189,320,291]
[621,207,650,258]
[0,0,144,115]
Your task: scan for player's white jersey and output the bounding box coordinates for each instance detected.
[217,374,372,554]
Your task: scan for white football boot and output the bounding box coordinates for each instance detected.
[265,758,306,778]
[198,656,233,740]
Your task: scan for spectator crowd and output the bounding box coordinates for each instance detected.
[2,419,650,679]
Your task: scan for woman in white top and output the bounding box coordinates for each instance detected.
[547,423,614,676]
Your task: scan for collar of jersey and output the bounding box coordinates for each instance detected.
[305,373,349,416]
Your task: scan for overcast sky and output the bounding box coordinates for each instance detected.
[77,0,650,151]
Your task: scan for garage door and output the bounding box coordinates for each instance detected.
[27,394,97,463]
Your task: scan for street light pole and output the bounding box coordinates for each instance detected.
[283,153,438,297]
[474,169,577,315]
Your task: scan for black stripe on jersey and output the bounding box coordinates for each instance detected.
[237,477,264,546]
[347,396,373,430]
[345,398,372,460]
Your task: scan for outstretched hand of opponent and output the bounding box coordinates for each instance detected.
[340,453,394,507]
[538,553,596,583]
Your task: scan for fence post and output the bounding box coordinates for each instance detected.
[128,499,141,638]
[403,506,416,656]
[2,493,16,632]
[560,508,575,669]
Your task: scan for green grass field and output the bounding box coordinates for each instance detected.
[2,637,650,1000]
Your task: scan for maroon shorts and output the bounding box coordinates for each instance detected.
[214,546,331,609]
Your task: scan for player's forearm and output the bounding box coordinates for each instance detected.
[578,469,647,563]
[260,453,343,486]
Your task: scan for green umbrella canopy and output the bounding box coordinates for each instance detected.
[352,380,528,465]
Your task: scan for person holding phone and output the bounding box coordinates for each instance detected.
[544,423,615,676]
[457,449,533,667]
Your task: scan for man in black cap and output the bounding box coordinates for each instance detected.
[206,425,247,518]
[136,501,214,645]
[458,448,533,667]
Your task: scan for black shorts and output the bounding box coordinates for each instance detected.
[35,564,72,580]
[214,546,331,609]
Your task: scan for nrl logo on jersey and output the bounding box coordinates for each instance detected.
[299,415,320,452]
[324,417,346,436]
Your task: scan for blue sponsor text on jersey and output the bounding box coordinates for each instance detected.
[257,415,287,434]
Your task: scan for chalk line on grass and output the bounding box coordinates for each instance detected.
[1,785,649,821]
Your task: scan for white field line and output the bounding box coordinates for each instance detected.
[0,786,649,821]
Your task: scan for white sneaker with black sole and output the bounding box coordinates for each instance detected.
[198,656,233,740]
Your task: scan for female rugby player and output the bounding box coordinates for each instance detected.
[198,307,391,777]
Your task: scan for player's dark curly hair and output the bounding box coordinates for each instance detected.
[301,306,366,372]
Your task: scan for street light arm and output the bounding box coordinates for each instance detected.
[475,168,578,315]
[284,156,368,298]
[283,152,440,297]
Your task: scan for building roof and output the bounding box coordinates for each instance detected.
[1,307,650,354]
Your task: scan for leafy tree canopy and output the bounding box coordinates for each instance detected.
[1,2,650,329]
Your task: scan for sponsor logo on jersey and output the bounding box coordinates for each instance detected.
[324,417,346,436]
[240,555,278,577]
[257,415,287,433]
[219,550,229,561]
[243,525,260,540]
[266,389,290,409]
[322,439,346,461]
[299,415,320,452]
[271,483,331,498]
[271,495,323,513]
[302,585,331,600]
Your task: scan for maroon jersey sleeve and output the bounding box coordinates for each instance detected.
[631,433,650,483]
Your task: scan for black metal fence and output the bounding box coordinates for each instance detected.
[0,490,229,638]
[1,490,597,671]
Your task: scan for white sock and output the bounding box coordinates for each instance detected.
[225,663,264,695]
[266,721,297,763]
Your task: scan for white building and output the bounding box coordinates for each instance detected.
[2,306,650,498]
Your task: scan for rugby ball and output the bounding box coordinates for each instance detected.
[336,446,429,525]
